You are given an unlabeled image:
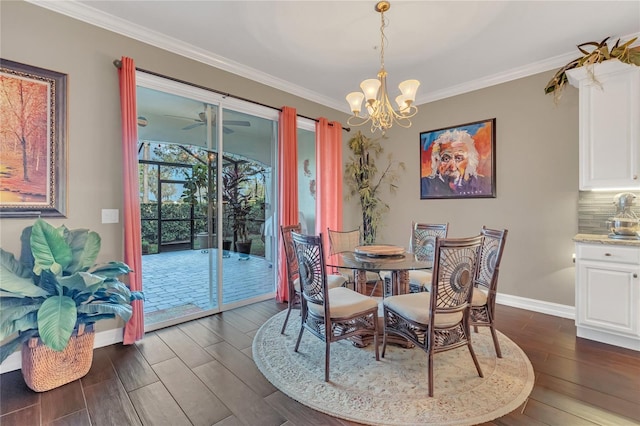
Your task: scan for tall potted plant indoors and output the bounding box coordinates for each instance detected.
[0,219,143,392]
[344,131,405,244]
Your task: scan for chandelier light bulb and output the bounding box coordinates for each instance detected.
[346,92,365,115]
[360,79,382,103]
[399,79,420,102]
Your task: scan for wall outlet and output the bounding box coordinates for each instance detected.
[101,209,119,224]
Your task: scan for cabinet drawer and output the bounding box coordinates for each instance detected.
[577,244,640,264]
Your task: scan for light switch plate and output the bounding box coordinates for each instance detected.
[101,209,119,224]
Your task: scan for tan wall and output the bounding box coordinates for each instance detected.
[2,1,579,312]
[344,72,579,306]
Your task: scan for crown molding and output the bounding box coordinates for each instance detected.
[417,31,640,105]
[25,0,344,111]
[25,1,639,113]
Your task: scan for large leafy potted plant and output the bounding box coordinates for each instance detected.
[0,219,143,391]
[344,131,405,244]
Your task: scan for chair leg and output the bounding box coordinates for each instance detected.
[381,310,388,358]
[373,312,380,361]
[466,342,484,378]
[428,351,434,397]
[280,305,293,334]
[489,325,502,358]
[325,340,330,382]
[294,326,305,352]
[473,325,479,333]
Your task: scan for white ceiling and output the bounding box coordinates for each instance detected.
[29,1,640,113]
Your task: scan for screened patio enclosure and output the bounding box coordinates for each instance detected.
[136,78,278,330]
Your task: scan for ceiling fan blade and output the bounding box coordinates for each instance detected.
[222,120,251,127]
[223,126,234,135]
[165,114,200,122]
[182,122,205,131]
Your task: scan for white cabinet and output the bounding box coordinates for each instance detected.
[566,60,640,190]
[575,241,640,350]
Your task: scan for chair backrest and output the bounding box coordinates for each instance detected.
[411,222,449,262]
[476,226,508,300]
[430,235,483,319]
[291,231,330,313]
[327,228,361,255]
[281,224,302,287]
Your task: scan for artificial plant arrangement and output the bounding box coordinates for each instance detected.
[0,218,143,365]
[545,36,640,102]
[344,131,405,244]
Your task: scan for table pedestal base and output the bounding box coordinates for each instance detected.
[350,332,414,349]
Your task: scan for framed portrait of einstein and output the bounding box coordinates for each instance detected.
[420,118,496,199]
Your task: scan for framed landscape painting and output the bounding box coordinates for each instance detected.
[0,59,67,217]
[420,118,496,199]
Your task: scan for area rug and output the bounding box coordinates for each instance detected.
[253,310,534,426]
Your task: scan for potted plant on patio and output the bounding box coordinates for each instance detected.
[344,131,405,244]
[223,165,256,259]
[182,161,216,250]
[0,218,143,391]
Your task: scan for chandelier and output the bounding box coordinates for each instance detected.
[346,1,420,134]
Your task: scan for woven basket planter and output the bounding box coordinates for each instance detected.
[21,324,95,392]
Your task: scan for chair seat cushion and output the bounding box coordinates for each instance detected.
[471,287,488,306]
[294,274,346,292]
[383,292,463,328]
[307,287,378,318]
[408,270,432,290]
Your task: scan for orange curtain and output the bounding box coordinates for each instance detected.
[117,57,144,344]
[277,106,298,302]
[315,118,343,260]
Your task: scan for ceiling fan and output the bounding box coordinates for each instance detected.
[166,111,251,134]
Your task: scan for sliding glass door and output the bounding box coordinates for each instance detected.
[136,73,278,330]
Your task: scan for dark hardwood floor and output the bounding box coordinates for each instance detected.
[1,300,639,426]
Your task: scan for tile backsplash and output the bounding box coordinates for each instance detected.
[578,191,640,234]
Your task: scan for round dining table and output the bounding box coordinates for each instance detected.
[326,247,432,348]
[326,248,432,296]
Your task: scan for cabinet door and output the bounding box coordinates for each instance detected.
[576,260,639,336]
[567,61,640,190]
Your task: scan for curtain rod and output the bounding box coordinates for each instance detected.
[113,59,350,132]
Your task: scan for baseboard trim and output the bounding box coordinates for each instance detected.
[0,328,125,374]
[496,293,575,320]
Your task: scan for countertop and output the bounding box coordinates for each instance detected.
[574,233,640,246]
